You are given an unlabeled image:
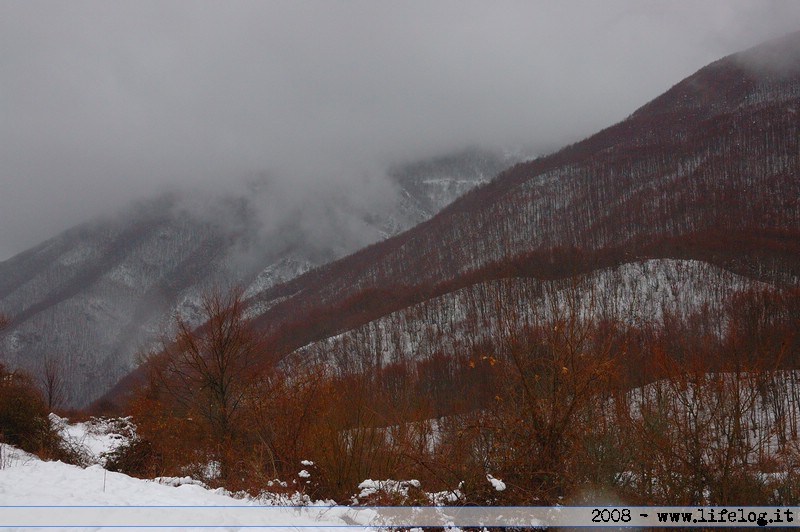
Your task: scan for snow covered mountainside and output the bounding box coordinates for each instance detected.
[0,148,513,407]
[295,259,769,371]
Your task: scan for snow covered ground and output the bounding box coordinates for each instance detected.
[0,442,374,530]
[50,414,134,467]
[1,417,505,529]
[0,417,369,530]
[0,443,244,505]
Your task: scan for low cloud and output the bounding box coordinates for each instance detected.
[1,0,799,260]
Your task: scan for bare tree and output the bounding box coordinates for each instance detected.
[153,287,261,442]
[0,314,9,369]
[40,355,67,412]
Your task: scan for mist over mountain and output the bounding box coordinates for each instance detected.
[230,30,800,368]
[0,147,512,407]
[3,2,800,262]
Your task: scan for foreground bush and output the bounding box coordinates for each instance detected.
[0,363,50,452]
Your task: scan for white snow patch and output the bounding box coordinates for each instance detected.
[487,474,506,492]
[51,414,136,466]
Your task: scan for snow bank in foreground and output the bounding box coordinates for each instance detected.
[0,443,358,530]
[0,449,240,506]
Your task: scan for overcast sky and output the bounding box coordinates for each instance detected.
[1,0,799,260]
